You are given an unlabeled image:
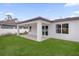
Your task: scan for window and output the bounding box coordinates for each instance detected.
[29,26,32,31]
[42,31,44,35]
[46,31,48,35]
[42,26,44,35]
[56,23,69,34]
[62,24,69,34]
[46,26,48,30]
[45,26,48,35]
[42,26,44,30]
[56,24,61,33]
[1,25,16,29]
[42,26,48,36]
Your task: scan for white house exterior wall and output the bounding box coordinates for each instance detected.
[28,23,37,36]
[49,20,79,42]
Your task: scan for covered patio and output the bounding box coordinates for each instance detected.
[17,17,51,41]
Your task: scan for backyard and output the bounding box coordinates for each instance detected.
[0,35,79,56]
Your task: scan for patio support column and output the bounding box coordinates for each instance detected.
[17,24,19,36]
[37,21,42,41]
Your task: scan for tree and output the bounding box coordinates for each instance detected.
[6,15,12,20]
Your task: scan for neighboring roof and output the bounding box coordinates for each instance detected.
[0,20,16,26]
[53,17,79,22]
[18,16,52,24]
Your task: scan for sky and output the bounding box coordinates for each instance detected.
[0,3,79,21]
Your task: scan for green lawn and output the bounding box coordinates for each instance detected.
[0,35,79,56]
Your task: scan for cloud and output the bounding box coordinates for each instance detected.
[4,12,14,16]
[73,11,79,15]
[69,14,79,17]
[64,3,79,7]
[0,12,4,14]
[56,11,79,19]
[0,12,14,20]
[45,9,52,12]
[0,11,14,16]
[68,11,79,17]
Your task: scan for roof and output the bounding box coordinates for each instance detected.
[18,16,79,24]
[0,20,16,26]
[53,17,79,22]
[18,16,52,24]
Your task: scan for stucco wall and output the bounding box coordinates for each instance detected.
[18,20,51,38]
[49,20,79,42]
[28,23,37,36]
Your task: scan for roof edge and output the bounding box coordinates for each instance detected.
[53,17,79,22]
[17,16,52,24]
[17,16,79,24]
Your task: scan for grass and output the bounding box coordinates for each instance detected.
[0,35,79,56]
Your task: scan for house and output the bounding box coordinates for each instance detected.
[0,15,17,29]
[0,15,28,35]
[17,16,79,42]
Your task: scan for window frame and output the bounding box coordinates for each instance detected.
[56,23,69,34]
[56,24,61,33]
[42,26,48,36]
[62,23,69,34]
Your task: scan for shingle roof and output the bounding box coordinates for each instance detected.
[53,17,79,22]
